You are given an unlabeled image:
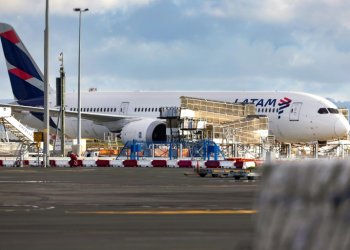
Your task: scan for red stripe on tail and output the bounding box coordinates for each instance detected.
[9,68,33,80]
[0,30,20,44]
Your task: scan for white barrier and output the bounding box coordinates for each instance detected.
[109,160,124,167]
[54,159,70,167]
[82,159,96,167]
[27,159,40,167]
[2,160,16,167]
[255,160,350,250]
[191,160,205,168]
[138,160,152,167]
[167,159,178,168]
[0,158,244,169]
[219,160,235,168]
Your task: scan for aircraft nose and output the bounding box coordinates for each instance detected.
[334,118,350,137]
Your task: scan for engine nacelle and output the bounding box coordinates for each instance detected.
[120,118,166,143]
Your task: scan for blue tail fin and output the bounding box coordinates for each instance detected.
[0,23,44,106]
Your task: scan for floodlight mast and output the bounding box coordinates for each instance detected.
[73,7,89,157]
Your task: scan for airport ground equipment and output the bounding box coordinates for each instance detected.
[0,107,34,144]
[159,96,269,159]
[205,168,259,180]
[116,139,225,161]
[0,107,36,164]
[196,158,260,179]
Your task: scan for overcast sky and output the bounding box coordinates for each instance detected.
[1,0,350,101]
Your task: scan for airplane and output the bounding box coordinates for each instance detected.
[0,22,349,144]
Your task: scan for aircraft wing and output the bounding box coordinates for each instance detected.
[0,103,139,123]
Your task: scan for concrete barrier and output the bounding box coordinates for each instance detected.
[82,159,96,167]
[54,159,70,167]
[205,160,221,168]
[2,160,16,167]
[219,160,235,168]
[96,159,110,167]
[166,159,178,168]
[138,160,152,167]
[151,160,167,167]
[178,160,192,168]
[109,160,124,167]
[0,158,253,169]
[123,159,138,167]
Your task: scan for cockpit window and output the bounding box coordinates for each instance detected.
[327,108,339,114]
[318,108,329,114]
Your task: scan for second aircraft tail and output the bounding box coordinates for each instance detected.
[0,23,44,106]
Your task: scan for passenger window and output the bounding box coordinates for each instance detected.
[318,108,329,114]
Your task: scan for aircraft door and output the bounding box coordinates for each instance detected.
[289,102,302,121]
[119,102,129,115]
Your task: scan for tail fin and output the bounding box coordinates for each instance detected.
[0,23,44,106]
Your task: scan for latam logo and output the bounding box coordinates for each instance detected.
[278,97,292,119]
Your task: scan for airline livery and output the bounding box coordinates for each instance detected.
[0,22,349,144]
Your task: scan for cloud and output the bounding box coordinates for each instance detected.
[0,0,155,15]
[1,0,350,102]
[197,0,350,30]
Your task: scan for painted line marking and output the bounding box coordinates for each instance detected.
[66,209,257,215]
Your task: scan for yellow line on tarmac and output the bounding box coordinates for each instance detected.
[66,209,257,215]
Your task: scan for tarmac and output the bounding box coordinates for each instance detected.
[0,167,259,250]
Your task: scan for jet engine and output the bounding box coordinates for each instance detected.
[120,118,166,143]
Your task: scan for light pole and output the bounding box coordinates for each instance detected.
[44,0,50,167]
[73,7,89,157]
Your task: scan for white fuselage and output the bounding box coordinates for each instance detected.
[2,22,348,144]
[18,90,347,143]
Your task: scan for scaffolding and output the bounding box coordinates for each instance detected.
[178,96,268,143]
[159,96,269,158]
[180,96,256,124]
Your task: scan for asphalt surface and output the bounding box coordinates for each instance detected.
[0,167,259,250]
